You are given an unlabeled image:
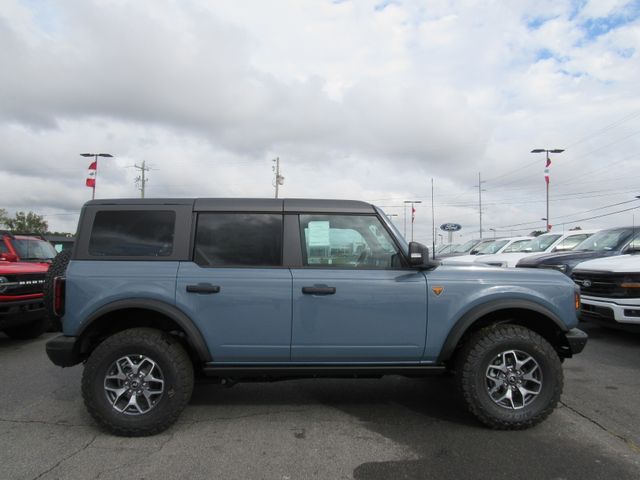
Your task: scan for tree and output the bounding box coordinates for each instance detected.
[0,208,9,228]
[4,211,48,234]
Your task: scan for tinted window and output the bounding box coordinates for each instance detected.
[300,215,401,269]
[89,210,175,257]
[195,213,282,267]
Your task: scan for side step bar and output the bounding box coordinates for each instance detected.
[202,364,447,378]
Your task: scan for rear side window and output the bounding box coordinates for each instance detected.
[194,213,283,267]
[89,210,175,257]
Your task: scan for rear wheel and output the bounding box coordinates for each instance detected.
[456,324,563,429]
[82,328,194,436]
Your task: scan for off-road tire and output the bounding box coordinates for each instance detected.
[456,324,563,430]
[3,315,49,339]
[43,249,72,331]
[82,328,194,436]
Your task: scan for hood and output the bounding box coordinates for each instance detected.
[0,261,49,274]
[474,252,533,267]
[573,254,640,273]
[440,254,480,264]
[516,250,617,268]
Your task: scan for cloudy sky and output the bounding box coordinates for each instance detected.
[1,0,639,244]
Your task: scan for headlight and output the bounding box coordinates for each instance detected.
[0,276,7,293]
[544,264,568,273]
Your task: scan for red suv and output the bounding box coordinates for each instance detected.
[0,232,56,339]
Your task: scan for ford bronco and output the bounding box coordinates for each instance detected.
[45,198,587,436]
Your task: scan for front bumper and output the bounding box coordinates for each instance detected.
[46,335,82,367]
[563,328,588,356]
[580,296,640,325]
[0,298,45,330]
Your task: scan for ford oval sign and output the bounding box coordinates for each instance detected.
[440,223,462,232]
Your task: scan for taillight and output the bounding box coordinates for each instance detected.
[53,276,66,316]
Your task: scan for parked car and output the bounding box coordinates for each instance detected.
[478,230,599,268]
[516,227,640,275]
[435,243,459,255]
[44,234,75,253]
[0,259,49,338]
[46,198,586,436]
[441,236,532,265]
[572,254,640,330]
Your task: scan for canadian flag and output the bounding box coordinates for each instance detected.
[411,206,416,224]
[86,160,97,188]
[544,155,551,185]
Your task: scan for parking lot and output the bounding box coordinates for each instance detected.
[0,322,638,480]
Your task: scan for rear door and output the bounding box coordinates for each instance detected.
[290,214,428,362]
[176,212,292,362]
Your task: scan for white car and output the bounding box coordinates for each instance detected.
[441,236,533,265]
[477,230,599,267]
[572,254,640,327]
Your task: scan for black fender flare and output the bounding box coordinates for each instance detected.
[437,299,568,363]
[77,298,211,362]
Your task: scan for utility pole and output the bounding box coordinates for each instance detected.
[272,157,284,198]
[474,172,486,239]
[133,160,150,198]
[531,149,564,232]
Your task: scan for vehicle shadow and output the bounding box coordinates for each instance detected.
[190,374,476,427]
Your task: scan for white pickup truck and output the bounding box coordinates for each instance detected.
[572,254,640,328]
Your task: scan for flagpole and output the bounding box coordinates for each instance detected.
[93,154,98,200]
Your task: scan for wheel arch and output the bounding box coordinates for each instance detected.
[76,298,211,364]
[438,299,571,364]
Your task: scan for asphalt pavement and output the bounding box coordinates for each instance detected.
[0,322,638,480]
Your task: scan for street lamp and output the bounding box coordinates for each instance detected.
[531,149,564,232]
[489,228,496,239]
[81,153,113,200]
[404,200,422,242]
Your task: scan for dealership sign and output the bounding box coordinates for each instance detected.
[440,223,462,232]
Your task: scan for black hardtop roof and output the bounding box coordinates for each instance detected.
[85,198,376,214]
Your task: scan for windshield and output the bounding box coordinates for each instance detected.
[575,229,636,252]
[453,239,478,253]
[502,239,532,253]
[469,239,495,254]
[477,240,509,255]
[521,234,561,253]
[13,238,57,260]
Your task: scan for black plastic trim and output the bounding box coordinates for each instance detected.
[77,298,211,362]
[202,364,446,377]
[46,335,81,367]
[283,214,303,267]
[437,299,568,362]
[564,328,588,355]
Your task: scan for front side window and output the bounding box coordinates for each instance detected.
[89,210,175,257]
[300,215,402,269]
[195,213,283,267]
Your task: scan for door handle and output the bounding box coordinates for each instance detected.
[186,284,221,294]
[302,286,336,295]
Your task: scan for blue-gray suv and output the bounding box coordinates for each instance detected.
[45,198,587,436]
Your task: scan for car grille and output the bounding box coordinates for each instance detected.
[572,271,640,299]
[0,273,46,296]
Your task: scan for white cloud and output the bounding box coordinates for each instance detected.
[0,0,639,242]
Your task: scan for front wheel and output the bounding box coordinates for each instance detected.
[456,324,563,429]
[82,328,194,436]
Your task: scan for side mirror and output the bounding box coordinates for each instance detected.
[0,252,18,262]
[409,242,432,267]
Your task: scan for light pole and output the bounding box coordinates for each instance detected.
[541,218,548,232]
[81,153,113,200]
[489,228,496,239]
[531,148,564,232]
[404,200,422,242]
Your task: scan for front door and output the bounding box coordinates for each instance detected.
[291,214,428,362]
[176,212,292,362]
